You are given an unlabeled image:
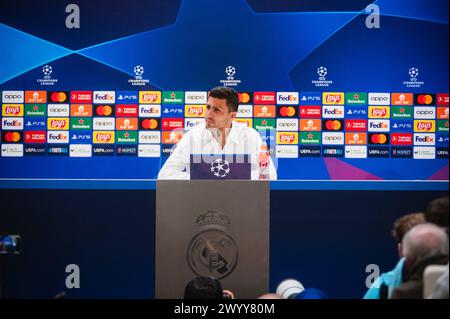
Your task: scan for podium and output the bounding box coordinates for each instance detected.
[156,180,270,299]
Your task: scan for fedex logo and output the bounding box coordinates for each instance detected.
[47,131,69,143]
[322,105,344,118]
[185,118,205,130]
[414,133,435,146]
[277,92,299,105]
[2,117,24,130]
[139,104,161,117]
[93,91,115,103]
[368,120,390,132]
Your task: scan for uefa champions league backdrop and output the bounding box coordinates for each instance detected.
[0,0,448,183]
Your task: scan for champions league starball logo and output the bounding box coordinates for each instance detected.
[409,67,419,80]
[37,64,58,85]
[225,65,236,78]
[187,210,238,279]
[42,65,53,77]
[128,65,149,86]
[312,65,333,87]
[317,66,328,79]
[220,65,241,87]
[403,66,424,88]
[210,158,230,178]
[133,65,144,78]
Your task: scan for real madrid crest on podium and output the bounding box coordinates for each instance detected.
[156,180,270,298]
[187,209,238,279]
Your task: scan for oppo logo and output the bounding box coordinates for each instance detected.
[49,107,68,113]
[4,95,21,99]
[279,122,297,127]
[96,121,112,126]
[416,110,433,115]
[324,136,343,141]
[187,95,204,100]
[370,97,388,101]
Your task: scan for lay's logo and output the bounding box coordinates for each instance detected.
[2,104,24,116]
[93,131,115,144]
[369,106,390,118]
[139,91,161,104]
[414,120,435,132]
[322,92,344,105]
[185,105,206,117]
[47,118,69,130]
[276,132,298,144]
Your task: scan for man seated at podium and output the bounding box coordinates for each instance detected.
[158,86,277,180]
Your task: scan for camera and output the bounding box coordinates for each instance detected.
[0,234,21,254]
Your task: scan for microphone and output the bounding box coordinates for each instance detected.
[276,279,305,299]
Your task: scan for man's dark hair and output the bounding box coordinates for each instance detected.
[208,86,239,112]
[183,276,223,299]
[425,197,449,228]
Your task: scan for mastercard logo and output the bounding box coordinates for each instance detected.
[3,131,21,142]
[238,92,251,104]
[95,105,114,116]
[50,92,68,103]
[140,119,159,130]
[416,94,434,105]
[370,134,388,144]
[324,120,342,131]
[278,106,296,117]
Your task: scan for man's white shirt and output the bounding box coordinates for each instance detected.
[157,122,277,180]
